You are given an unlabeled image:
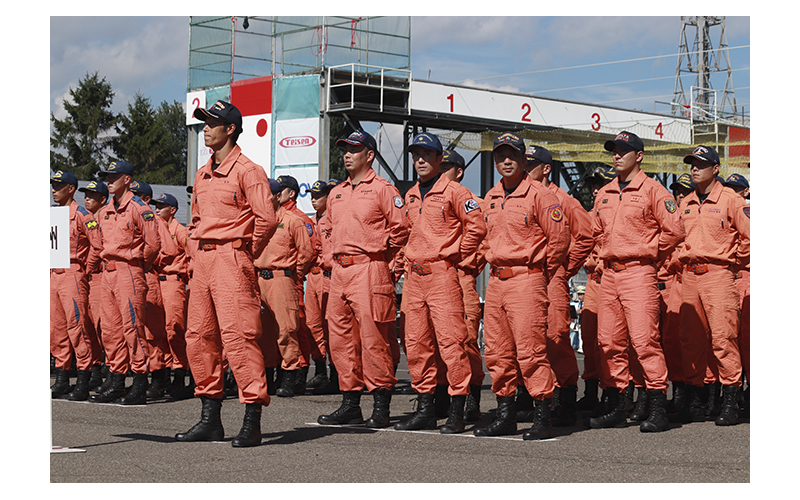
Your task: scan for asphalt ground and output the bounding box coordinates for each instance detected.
[44,351,757,487]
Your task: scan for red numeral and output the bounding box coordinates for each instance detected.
[655,122,664,138]
[521,103,531,122]
[591,113,601,131]
[446,94,453,113]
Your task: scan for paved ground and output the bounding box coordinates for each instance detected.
[49,352,750,483]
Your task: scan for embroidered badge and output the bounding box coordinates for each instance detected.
[393,196,404,208]
[142,211,155,221]
[743,206,750,218]
[549,205,563,222]
[665,199,677,213]
[305,223,314,236]
[85,220,98,230]
[464,199,480,214]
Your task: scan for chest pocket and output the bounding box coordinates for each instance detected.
[421,201,449,235]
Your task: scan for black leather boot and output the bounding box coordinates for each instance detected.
[51,368,72,399]
[589,387,627,429]
[88,364,104,391]
[623,381,635,413]
[293,366,308,395]
[706,382,722,419]
[440,395,467,434]
[115,373,148,405]
[523,398,553,440]
[640,389,668,432]
[666,381,686,414]
[231,403,262,447]
[629,387,650,421]
[715,385,740,426]
[312,362,340,395]
[395,393,437,430]
[318,391,364,425]
[306,359,328,389]
[670,383,706,423]
[224,369,238,398]
[146,368,168,399]
[465,384,482,422]
[276,369,297,397]
[434,384,450,418]
[365,388,392,428]
[515,385,535,422]
[170,369,196,401]
[552,385,577,427]
[66,370,91,401]
[474,396,517,437]
[576,379,599,411]
[89,372,126,403]
[265,367,276,396]
[175,396,224,442]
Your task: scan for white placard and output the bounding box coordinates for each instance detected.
[274,118,320,166]
[236,113,273,175]
[50,206,70,269]
[273,166,319,216]
[186,91,206,126]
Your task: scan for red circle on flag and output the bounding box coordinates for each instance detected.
[257,119,268,137]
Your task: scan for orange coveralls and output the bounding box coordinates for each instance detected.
[592,169,685,393]
[253,206,314,371]
[483,176,570,399]
[678,182,749,388]
[155,216,190,370]
[98,191,161,376]
[581,247,603,386]
[402,174,486,396]
[143,231,169,374]
[545,182,594,388]
[305,212,334,362]
[659,247,685,384]
[185,145,277,405]
[736,231,750,384]
[51,201,103,371]
[326,168,410,392]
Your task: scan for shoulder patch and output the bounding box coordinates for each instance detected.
[77,206,90,216]
[393,195,404,208]
[743,206,750,218]
[464,198,480,214]
[142,211,155,221]
[277,222,285,229]
[665,199,677,213]
[305,223,314,236]
[549,204,563,222]
[85,220,98,230]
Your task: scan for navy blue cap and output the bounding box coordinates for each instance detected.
[310,180,332,195]
[277,175,300,193]
[51,170,78,186]
[79,180,109,197]
[150,193,179,209]
[525,144,552,164]
[268,178,282,195]
[670,173,696,191]
[588,165,617,184]
[441,150,465,169]
[193,100,243,134]
[129,180,153,198]
[336,130,377,151]
[407,132,443,154]
[683,145,720,165]
[604,131,644,152]
[723,173,749,189]
[493,132,526,153]
[99,160,134,176]
[327,178,340,188]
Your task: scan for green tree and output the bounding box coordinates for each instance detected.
[111,94,187,185]
[50,72,116,180]
[328,116,354,181]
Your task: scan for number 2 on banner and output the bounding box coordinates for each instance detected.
[192,97,200,112]
[521,103,532,122]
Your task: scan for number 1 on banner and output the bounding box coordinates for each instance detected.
[446,94,454,113]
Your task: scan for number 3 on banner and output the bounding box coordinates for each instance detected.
[591,113,601,131]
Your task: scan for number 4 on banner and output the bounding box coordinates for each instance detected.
[655,122,664,138]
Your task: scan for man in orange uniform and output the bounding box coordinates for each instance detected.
[723,173,750,416]
[589,131,684,433]
[474,132,569,441]
[677,146,749,426]
[175,100,277,448]
[317,130,410,429]
[305,179,338,392]
[577,166,616,414]
[392,133,486,434]
[89,161,161,406]
[129,180,171,399]
[522,145,594,427]
[150,193,192,399]
[79,180,110,393]
[50,170,103,401]
[439,149,486,421]
[254,178,314,398]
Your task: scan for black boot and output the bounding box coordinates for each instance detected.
[293,366,308,395]
[365,388,392,428]
[51,368,71,399]
[706,382,722,419]
[715,385,740,426]
[89,372,126,403]
[175,396,224,442]
[146,368,168,399]
[589,387,627,429]
[276,369,297,398]
[666,381,686,414]
[629,387,650,421]
[576,379,599,412]
[395,393,437,430]
[265,367,276,396]
[465,384,482,422]
[670,384,707,423]
[88,364,104,391]
[474,396,517,437]
[93,367,114,395]
[231,403,262,447]
[169,369,196,401]
[523,398,553,440]
[640,389,668,432]
[115,373,148,405]
[440,395,467,434]
[313,362,340,395]
[515,385,535,422]
[66,370,91,401]
[552,385,577,427]
[623,381,635,413]
[434,384,450,418]
[318,391,364,425]
[306,359,328,389]
[224,369,238,398]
